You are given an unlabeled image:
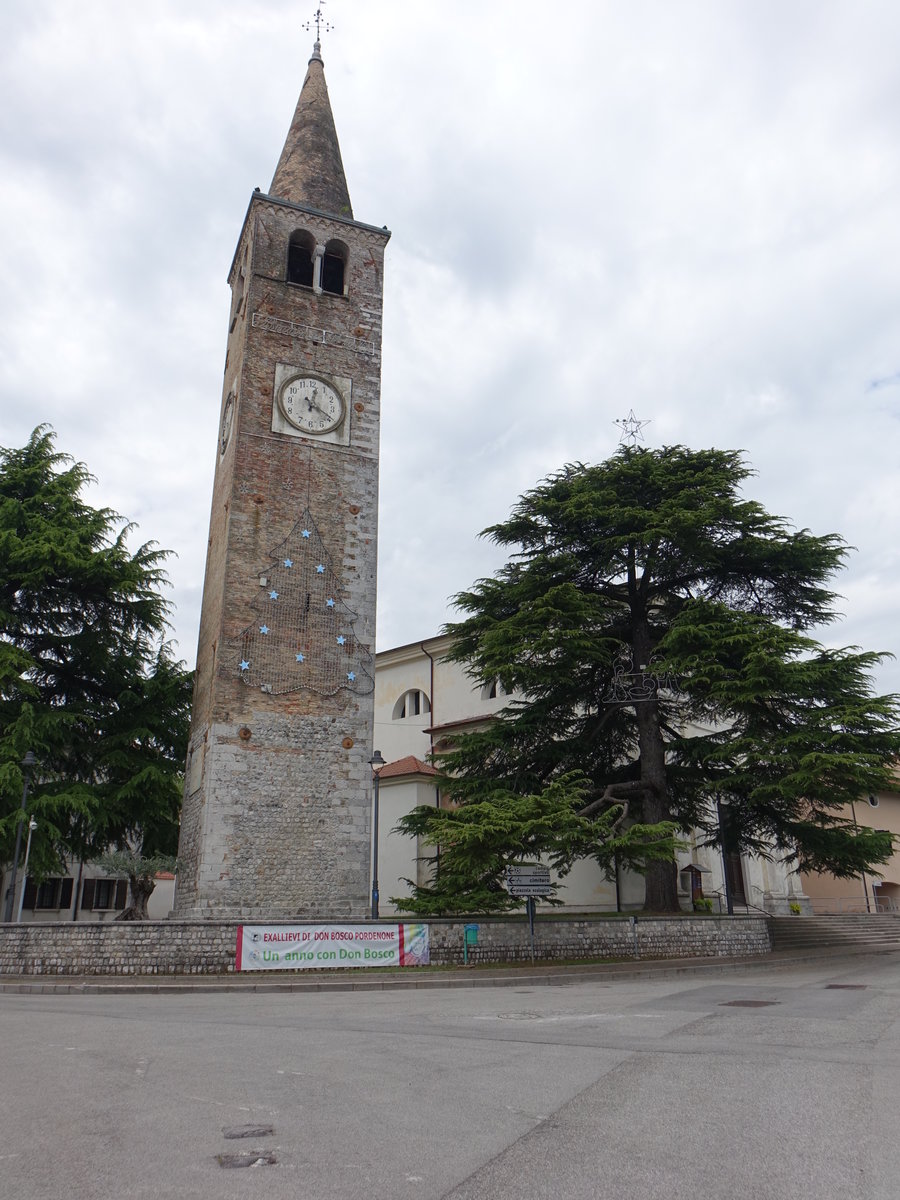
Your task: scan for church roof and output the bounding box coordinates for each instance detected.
[269,43,353,218]
[378,755,439,780]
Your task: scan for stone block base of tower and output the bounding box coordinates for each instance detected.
[174,717,372,920]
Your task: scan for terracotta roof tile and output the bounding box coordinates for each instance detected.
[378,754,439,780]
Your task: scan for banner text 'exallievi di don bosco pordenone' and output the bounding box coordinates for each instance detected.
[235,923,430,971]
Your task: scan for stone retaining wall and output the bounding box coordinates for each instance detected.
[0,915,771,976]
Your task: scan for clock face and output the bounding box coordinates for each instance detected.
[220,392,235,454]
[277,374,345,435]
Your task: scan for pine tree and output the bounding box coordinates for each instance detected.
[415,446,899,913]
[0,427,192,891]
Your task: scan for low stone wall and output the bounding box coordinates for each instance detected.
[0,915,771,977]
[432,915,771,966]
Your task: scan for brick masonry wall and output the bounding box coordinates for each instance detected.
[0,917,771,976]
[176,194,389,919]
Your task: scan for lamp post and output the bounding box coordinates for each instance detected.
[849,799,872,913]
[3,751,37,923]
[369,749,385,920]
[716,796,734,916]
[14,819,38,924]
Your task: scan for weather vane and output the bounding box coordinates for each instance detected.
[304,4,333,45]
[614,409,650,446]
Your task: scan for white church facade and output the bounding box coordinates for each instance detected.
[373,635,810,917]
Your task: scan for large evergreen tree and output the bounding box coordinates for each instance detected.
[409,446,899,913]
[0,427,192,895]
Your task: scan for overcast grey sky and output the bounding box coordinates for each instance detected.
[1,1,898,690]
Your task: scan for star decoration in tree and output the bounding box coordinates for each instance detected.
[233,508,374,696]
[614,409,651,446]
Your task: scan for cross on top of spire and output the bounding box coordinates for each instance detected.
[304,4,333,58]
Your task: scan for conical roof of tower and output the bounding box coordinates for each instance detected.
[269,43,353,218]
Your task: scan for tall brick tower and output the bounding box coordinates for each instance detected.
[175,35,389,918]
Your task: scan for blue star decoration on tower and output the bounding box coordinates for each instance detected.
[233,509,374,696]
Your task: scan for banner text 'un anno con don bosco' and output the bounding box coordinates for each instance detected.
[235,923,430,971]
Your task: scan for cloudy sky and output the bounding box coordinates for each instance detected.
[1,1,899,691]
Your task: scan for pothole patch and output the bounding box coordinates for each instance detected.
[223,1124,275,1140]
[216,1152,277,1168]
[720,999,779,1008]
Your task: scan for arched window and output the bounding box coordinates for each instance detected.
[392,689,431,720]
[321,238,348,296]
[287,229,315,287]
[481,679,507,701]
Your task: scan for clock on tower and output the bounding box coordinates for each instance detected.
[175,32,390,919]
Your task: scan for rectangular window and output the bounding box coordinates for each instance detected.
[82,878,128,911]
[94,878,117,909]
[35,879,62,909]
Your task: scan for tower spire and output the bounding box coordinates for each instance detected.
[269,4,352,217]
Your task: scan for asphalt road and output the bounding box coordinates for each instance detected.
[1,953,898,1200]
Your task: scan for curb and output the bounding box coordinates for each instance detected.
[2,945,897,995]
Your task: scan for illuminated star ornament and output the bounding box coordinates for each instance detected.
[614,409,651,446]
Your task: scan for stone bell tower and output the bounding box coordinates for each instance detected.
[175,35,389,918]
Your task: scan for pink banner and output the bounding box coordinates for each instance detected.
[235,923,430,971]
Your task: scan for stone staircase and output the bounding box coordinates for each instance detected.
[770,913,900,954]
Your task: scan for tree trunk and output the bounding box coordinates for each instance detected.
[115,876,156,921]
[632,620,681,913]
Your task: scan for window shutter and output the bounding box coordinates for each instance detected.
[59,878,73,909]
[81,878,95,910]
[115,880,128,909]
[22,877,37,910]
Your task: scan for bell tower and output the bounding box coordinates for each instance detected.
[175,34,389,918]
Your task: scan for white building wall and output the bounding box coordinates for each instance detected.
[375,636,804,914]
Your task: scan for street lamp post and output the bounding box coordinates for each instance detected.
[369,749,385,920]
[14,819,38,924]
[3,751,37,923]
[716,796,734,916]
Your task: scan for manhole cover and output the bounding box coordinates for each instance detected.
[223,1124,275,1140]
[825,984,867,990]
[720,1000,779,1008]
[216,1152,277,1168]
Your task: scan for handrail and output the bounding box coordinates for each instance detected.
[705,889,770,917]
